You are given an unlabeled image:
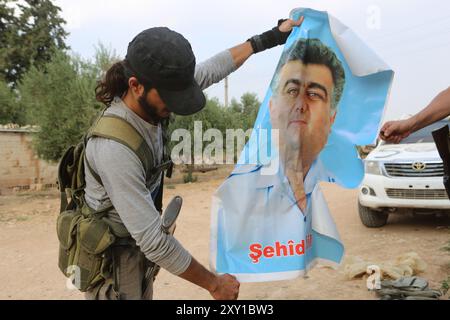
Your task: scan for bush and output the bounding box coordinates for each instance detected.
[442,277,450,296]
[183,170,198,183]
[441,238,450,297]
[18,51,101,161]
[0,81,24,125]
[167,93,261,166]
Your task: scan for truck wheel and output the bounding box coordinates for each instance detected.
[358,201,388,228]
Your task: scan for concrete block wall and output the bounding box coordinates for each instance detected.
[0,130,57,194]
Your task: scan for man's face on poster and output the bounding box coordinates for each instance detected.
[270,59,337,167]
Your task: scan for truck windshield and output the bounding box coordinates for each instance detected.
[386,120,450,144]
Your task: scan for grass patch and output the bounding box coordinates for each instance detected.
[183,172,198,183]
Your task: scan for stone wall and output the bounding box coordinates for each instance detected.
[0,129,57,194]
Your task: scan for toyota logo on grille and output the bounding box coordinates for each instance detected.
[412,162,426,171]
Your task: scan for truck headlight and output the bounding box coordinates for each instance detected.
[365,161,382,175]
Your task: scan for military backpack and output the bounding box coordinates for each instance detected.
[56,110,172,292]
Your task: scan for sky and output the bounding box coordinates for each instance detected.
[53,0,450,122]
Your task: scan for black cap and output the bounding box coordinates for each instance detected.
[125,27,206,116]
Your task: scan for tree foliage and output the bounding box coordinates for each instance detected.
[168,93,259,137]
[0,1,262,165]
[167,93,261,165]
[18,50,107,161]
[0,80,22,124]
[15,43,131,161]
[0,0,68,87]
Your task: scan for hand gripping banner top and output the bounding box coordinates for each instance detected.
[210,8,394,282]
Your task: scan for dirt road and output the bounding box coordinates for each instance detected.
[0,173,449,300]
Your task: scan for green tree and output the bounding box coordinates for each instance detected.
[92,42,121,78]
[167,96,224,181]
[230,97,242,113]
[0,1,18,81]
[226,93,260,129]
[167,92,261,176]
[0,0,68,87]
[18,43,119,161]
[240,92,260,129]
[167,95,224,151]
[19,51,99,161]
[0,80,23,124]
[17,42,122,161]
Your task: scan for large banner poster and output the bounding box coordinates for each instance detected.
[210,8,394,282]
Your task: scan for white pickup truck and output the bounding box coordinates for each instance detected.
[358,120,450,228]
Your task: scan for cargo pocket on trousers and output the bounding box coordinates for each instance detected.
[86,278,118,300]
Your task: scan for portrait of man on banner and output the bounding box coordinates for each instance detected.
[210,8,394,283]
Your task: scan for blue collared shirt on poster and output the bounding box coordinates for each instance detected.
[212,158,344,281]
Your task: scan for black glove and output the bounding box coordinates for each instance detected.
[247,19,291,53]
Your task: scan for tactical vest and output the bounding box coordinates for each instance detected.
[56,110,173,292]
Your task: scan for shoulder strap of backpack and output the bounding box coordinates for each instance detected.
[153,118,174,212]
[84,113,173,213]
[86,114,154,186]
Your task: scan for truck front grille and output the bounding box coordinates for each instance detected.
[385,188,448,200]
[384,162,444,177]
